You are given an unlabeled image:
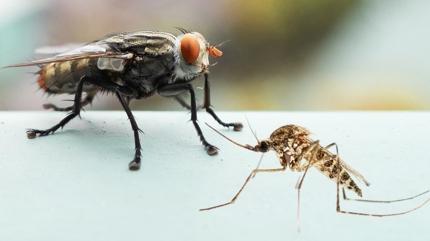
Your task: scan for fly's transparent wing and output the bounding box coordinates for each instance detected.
[7,42,134,68]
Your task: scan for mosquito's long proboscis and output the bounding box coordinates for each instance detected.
[205,122,255,151]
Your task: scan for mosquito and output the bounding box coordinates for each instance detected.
[200,123,430,221]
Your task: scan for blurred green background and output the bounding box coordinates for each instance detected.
[1,0,429,110]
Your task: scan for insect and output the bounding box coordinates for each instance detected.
[6,28,243,170]
[200,123,430,219]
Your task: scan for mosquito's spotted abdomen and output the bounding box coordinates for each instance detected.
[37,59,98,94]
[315,154,362,197]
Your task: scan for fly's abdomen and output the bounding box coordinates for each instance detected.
[37,59,99,94]
[315,154,363,197]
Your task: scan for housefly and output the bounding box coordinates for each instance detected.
[7,29,243,170]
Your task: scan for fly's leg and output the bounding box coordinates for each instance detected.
[43,92,96,112]
[116,92,142,171]
[158,83,218,155]
[203,73,243,131]
[27,76,87,138]
[173,95,203,110]
[200,166,286,211]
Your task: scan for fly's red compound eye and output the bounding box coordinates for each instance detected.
[180,34,200,64]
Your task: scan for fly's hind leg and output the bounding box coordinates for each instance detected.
[43,91,96,112]
[27,76,88,139]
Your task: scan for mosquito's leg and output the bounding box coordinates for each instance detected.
[27,76,88,138]
[158,83,218,155]
[342,186,430,203]
[43,92,96,112]
[116,92,143,171]
[200,166,287,211]
[336,167,430,217]
[202,73,243,131]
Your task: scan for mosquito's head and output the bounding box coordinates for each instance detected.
[254,140,272,153]
[176,31,223,79]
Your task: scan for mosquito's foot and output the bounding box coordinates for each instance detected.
[233,122,243,132]
[129,158,141,171]
[206,145,219,156]
[26,129,54,139]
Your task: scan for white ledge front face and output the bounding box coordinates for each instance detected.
[0,111,429,241]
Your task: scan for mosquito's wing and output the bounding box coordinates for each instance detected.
[339,159,371,186]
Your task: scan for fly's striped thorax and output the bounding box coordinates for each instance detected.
[314,148,363,197]
[37,58,99,94]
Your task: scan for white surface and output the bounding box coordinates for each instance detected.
[0,111,429,241]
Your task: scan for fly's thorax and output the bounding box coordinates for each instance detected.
[174,32,211,81]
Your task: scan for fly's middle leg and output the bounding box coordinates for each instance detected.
[116,92,143,171]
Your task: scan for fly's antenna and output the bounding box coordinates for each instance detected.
[245,116,260,143]
[214,40,231,48]
[210,62,218,67]
[205,122,256,152]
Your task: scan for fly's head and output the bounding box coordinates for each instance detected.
[175,32,223,80]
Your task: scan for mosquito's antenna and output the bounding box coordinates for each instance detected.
[205,122,256,152]
[245,116,260,143]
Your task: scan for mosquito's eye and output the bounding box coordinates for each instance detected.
[180,34,200,64]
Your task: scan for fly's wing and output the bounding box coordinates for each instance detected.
[6,42,134,68]
[34,43,84,55]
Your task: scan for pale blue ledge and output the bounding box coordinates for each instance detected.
[0,111,429,241]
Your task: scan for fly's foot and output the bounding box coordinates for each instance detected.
[233,122,243,132]
[26,129,55,139]
[129,158,141,171]
[206,145,219,156]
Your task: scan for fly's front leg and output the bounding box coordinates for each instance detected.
[116,92,142,171]
[203,73,243,131]
[173,95,203,111]
[27,76,88,138]
[158,83,218,155]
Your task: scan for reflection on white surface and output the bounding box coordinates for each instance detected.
[0,112,429,241]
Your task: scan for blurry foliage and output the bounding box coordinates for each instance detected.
[226,0,359,76]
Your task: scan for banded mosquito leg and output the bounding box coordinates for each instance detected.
[116,92,142,171]
[27,76,88,138]
[342,188,430,203]
[158,83,218,155]
[336,168,430,217]
[203,73,243,131]
[200,166,286,211]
